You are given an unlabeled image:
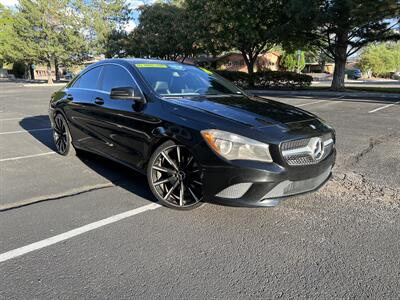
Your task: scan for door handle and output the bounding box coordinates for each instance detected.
[66,94,73,101]
[94,97,104,105]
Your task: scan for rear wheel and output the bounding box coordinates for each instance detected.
[53,113,76,156]
[147,141,204,210]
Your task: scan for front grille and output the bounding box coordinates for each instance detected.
[281,133,334,166]
[262,167,332,199]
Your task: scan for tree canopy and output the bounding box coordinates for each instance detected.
[1,0,399,88]
[185,0,281,85]
[0,4,16,65]
[281,51,306,72]
[282,0,400,90]
[0,0,130,83]
[359,42,400,77]
[129,2,197,61]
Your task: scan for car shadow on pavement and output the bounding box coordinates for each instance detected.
[20,115,157,204]
[19,115,57,151]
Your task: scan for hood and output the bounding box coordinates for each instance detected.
[167,95,316,128]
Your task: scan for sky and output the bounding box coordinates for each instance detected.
[0,0,155,31]
[0,0,18,6]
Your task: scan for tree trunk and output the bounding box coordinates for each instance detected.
[29,63,35,80]
[331,56,347,91]
[47,60,53,85]
[242,52,256,87]
[247,60,255,87]
[55,58,60,82]
[331,32,348,91]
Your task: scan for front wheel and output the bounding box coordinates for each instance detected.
[52,113,76,156]
[147,141,204,210]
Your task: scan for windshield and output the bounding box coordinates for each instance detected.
[134,63,244,97]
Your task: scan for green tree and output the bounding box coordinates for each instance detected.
[359,43,400,77]
[11,0,89,83]
[186,0,281,86]
[130,2,198,61]
[281,51,305,72]
[282,0,400,90]
[80,0,131,54]
[0,4,17,65]
[104,29,130,58]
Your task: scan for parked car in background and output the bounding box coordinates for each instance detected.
[64,72,75,80]
[392,71,400,80]
[0,68,9,78]
[345,69,362,80]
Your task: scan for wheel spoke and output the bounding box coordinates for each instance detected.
[161,151,179,171]
[154,177,174,186]
[152,165,175,174]
[185,156,193,168]
[177,146,181,164]
[163,180,179,200]
[193,180,203,186]
[188,186,200,203]
[56,117,62,129]
[179,181,184,206]
[59,140,64,152]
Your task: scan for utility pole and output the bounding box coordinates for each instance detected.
[297,50,301,73]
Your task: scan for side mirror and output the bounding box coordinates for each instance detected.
[110,87,145,103]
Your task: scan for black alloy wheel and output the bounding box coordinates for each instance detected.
[148,141,204,209]
[53,114,75,156]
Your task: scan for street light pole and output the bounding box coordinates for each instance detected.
[297,50,301,74]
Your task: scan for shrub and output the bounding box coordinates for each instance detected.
[214,70,312,89]
[213,70,249,88]
[11,61,27,78]
[254,71,312,89]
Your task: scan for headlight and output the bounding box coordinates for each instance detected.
[201,129,273,163]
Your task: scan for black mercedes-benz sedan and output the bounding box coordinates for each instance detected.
[49,59,336,209]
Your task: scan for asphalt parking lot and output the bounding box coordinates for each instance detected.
[0,82,399,299]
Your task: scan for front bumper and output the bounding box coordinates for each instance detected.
[202,149,336,207]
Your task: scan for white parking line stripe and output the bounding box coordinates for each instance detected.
[0,203,161,263]
[0,116,34,121]
[0,128,52,135]
[296,100,325,107]
[0,152,56,162]
[368,101,400,114]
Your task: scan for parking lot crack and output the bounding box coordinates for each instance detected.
[0,182,114,212]
[349,133,397,167]
[326,171,400,207]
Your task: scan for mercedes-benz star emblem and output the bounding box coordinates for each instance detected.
[308,137,324,161]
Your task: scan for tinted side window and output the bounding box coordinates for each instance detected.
[69,76,81,88]
[77,67,102,89]
[101,65,136,93]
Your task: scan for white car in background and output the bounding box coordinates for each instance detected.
[392,72,400,80]
[0,68,9,78]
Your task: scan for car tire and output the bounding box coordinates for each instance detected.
[147,140,204,210]
[53,113,76,156]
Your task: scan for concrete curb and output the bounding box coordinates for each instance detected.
[247,89,400,100]
[23,83,66,87]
